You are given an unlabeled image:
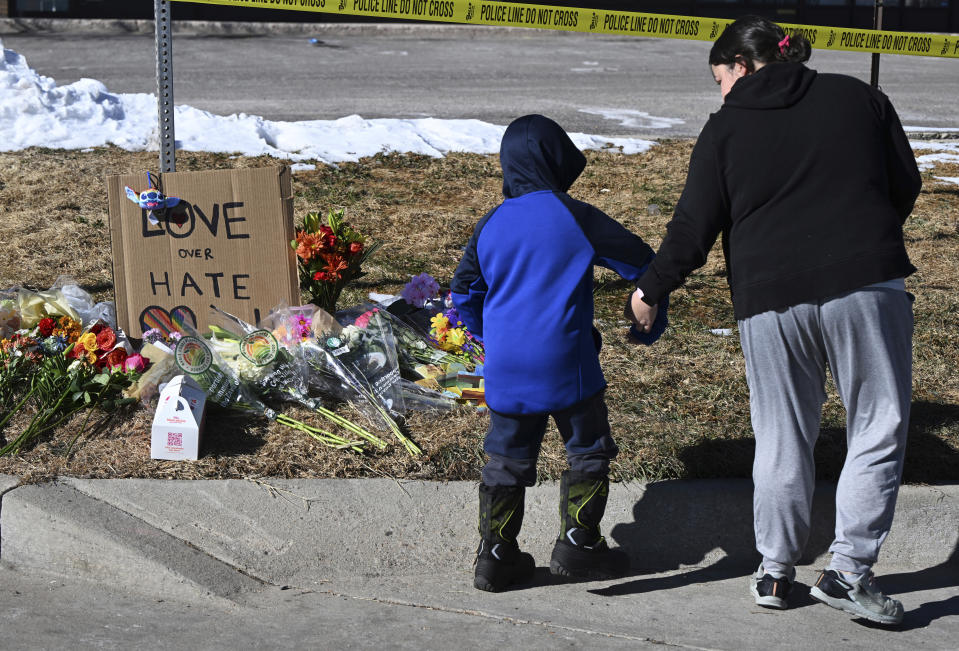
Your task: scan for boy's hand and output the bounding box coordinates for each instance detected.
[626,289,658,333]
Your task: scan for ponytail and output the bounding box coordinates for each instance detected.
[709,15,811,70]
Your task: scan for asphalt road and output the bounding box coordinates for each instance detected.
[3,25,957,138]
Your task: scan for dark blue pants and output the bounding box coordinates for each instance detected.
[482,389,619,487]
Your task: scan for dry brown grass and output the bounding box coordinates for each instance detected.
[0,142,957,483]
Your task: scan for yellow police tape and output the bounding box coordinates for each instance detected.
[170,0,959,59]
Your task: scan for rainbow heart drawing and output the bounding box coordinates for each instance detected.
[139,305,198,337]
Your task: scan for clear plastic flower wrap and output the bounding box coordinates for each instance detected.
[173,315,364,452]
[398,377,456,412]
[266,303,420,456]
[207,305,386,451]
[331,305,406,417]
[351,301,461,373]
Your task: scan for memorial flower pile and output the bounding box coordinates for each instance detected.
[293,209,380,314]
[0,298,139,457]
[172,321,366,453]
[0,259,486,459]
[205,307,387,451]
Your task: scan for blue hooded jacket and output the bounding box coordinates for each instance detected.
[451,115,654,415]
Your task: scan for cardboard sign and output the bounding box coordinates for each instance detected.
[107,166,299,338]
[151,374,207,461]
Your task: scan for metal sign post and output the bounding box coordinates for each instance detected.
[870,0,884,88]
[155,0,176,172]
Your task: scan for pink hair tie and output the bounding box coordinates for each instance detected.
[778,35,791,54]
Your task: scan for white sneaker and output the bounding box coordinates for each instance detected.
[810,569,904,625]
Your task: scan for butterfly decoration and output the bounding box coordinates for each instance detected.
[124,172,181,224]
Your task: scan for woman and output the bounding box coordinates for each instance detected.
[628,15,920,625]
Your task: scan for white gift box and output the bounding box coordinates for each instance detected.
[150,374,207,461]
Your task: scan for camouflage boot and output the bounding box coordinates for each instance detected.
[474,484,536,592]
[550,470,629,579]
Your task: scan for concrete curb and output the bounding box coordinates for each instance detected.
[1,481,264,601]
[0,474,18,495]
[1,477,956,600]
[0,474,19,554]
[0,18,537,37]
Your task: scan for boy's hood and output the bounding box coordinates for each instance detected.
[723,62,817,110]
[500,114,586,199]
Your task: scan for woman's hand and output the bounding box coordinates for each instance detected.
[626,288,658,333]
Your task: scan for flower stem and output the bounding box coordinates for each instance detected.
[0,384,37,433]
[275,413,365,453]
[314,405,388,450]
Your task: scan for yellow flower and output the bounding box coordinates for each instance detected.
[446,328,466,348]
[78,332,98,352]
[85,351,98,364]
[430,313,449,333]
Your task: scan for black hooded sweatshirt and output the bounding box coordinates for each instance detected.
[636,62,921,320]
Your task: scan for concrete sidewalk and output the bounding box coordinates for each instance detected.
[1,476,957,648]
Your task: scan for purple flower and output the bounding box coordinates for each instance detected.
[142,328,163,344]
[443,307,460,326]
[401,272,440,308]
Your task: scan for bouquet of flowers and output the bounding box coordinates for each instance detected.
[428,300,485,370]
[206,306,386,451]
[67,321,142,372]
[268,305,380,413]
[388,276,484,371]
[269,304,420,456]
[344,302,457,376]
[0,315,139,456]
[293,209,380,314]
[173,317,365,452]
[332,306,408,415]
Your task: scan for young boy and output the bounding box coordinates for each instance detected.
[451,114,660,592]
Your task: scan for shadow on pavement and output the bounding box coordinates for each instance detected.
[593,477,831,602]
[595,404,959,607]
[875,548,959,630]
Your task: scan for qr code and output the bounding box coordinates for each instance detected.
[167,432,183,447]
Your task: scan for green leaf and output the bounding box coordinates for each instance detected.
[90,373,110,386]
[83,391,91,405]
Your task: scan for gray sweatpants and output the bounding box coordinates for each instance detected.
[739,287,913,576]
